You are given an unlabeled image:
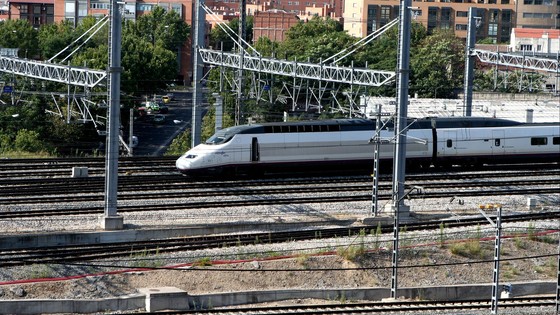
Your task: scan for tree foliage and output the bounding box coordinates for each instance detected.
[410,28,465,98]
[209,17,253,51]
[0,19,38,58]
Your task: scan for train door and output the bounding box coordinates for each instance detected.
[251,137,260,162]
[441,130,458,156]
[492,130,505,157]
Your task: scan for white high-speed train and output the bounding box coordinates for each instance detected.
[176,117,560,177]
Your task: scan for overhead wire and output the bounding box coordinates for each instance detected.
[200,4,260,57]
[323,17,399,65]
[47,15,110,63]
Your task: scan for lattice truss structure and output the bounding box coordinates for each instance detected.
[473,49,560,92]
[0,16,108,127]
[202,7,560,118]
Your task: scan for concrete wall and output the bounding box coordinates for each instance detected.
[0,281,555,314]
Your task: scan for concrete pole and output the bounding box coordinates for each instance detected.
[191,0,206,147]
[102,0,123,230]
[463,7,477,117]
[390,0,412,299]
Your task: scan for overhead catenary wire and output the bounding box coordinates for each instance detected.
[323,18,399,65]
[201,4,260,57]
[47,15,110,63]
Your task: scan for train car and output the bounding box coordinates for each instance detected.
[176,117,560,177]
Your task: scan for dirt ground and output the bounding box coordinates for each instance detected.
[0,238,557,302]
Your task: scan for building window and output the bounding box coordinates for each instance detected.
[520,44,533,51]
[427,7,437,32]
[380,6,390,25]
[501,0,509,3]
[456,24,468,30]
[367,5,377,34]
[488,23,497,36]
[456,11,468,17]
[441,7,451,29]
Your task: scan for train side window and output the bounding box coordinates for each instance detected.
[494,139,500,147]
[553,137,560,145]
[446,139,452,148]
[281,126,289,132]
[531,137,547,145]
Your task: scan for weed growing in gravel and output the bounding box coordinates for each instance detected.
[513,234,529,249]
[195,257,213,267]
[373,222,382,251]
[29,264,55,279]
[527,223,537,241]
[337,244,366,261]
[131,248,164,268]
[439,222,447,248]
[449,239,485,259]
[501,262,521,280]
[533,258,557,277]
[296,253,310,268]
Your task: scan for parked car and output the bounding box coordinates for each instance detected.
[153,114,166,124]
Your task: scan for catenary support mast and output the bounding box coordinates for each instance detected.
[191,0,206,146]
[390,0,412,299]
[102,0,123,230]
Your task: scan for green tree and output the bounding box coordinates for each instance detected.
[410,29,465,98]
[14,129,43,153]
[0,19,38,58]
[165,129,191,156]
[209,16,253,51]
[38,20,75,60]
[130,6,190,51]
[278,17,351,62]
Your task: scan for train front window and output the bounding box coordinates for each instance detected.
[205,125,252,144]
[206,129,234,145]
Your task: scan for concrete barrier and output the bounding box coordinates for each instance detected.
[0,294,144,314]
[0,281,555,314]
[0,221,355,250]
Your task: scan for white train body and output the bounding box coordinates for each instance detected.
[176,117,560,176]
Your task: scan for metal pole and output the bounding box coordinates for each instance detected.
[556,221,560,314]
[372,105,382,216]
[102,0,123,230]
[491,205,503,314]
[390,0,412,299]
[128,108,133,156]
[463,7,477,117]
[236,0,246,125]
[191,0,205,147]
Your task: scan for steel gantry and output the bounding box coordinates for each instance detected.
[473,49,560,74]
[0,56,107,88]
[198,48,396,87]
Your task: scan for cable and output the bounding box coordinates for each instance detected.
[201,4,260,57]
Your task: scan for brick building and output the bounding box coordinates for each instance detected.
[343,0,560,43]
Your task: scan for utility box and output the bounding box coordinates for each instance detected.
[71,167,89,178]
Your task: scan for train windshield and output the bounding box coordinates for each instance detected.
[205,126,248,145]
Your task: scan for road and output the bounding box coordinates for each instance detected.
[130,90,194,156]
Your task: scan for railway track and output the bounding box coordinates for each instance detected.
[2,211,557,267]
[167,296,558,314]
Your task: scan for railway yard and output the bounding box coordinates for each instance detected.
[0,157,558,314]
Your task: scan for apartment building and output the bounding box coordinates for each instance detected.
[0,0,54,26]
[343,0,559,43]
